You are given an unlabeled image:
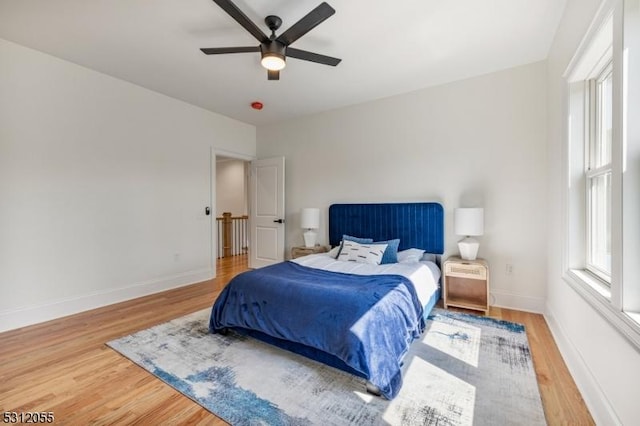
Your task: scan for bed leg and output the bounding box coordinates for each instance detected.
[365,381,382,397]
[217,327,229,336]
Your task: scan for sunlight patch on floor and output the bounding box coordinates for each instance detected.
[383,356,476,425]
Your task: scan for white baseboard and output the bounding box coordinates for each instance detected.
[544,305,622,425]
[0,268,214,333]
[490,289,546,313]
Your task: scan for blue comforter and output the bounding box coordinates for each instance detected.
[209,261,425,399]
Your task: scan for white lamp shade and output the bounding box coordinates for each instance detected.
[300,208,320,229]
[454,208,484,236]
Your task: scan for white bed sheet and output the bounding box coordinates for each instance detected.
[291,253,441,308]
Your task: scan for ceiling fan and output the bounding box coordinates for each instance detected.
[200,0,341,80]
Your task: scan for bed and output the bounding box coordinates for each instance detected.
[209,202,444,399]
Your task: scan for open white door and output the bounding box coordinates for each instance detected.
[249,157,285,268]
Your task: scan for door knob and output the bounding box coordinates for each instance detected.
[205,207,211,216]
[273,219,284,223]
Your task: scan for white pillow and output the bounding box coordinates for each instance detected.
[337,240,388,265]
[397,248,426,264]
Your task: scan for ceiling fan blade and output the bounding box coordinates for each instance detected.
[212,0,269,42]
[200,46,260,55]
[286,47,341,66]
[276,2,335,46]
[267,70,280,80]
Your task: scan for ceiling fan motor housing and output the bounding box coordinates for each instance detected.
[261,41,285,58]
[260,41,286,71]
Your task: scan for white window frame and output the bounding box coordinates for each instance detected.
[562,0,640,350]
[585,63,613,284]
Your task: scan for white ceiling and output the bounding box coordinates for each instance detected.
[0,0,566,126]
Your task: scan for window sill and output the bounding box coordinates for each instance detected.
[563,269,640,352]
[571,269,611,299]
[627,311,640,326]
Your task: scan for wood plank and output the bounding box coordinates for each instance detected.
[0,255,593,424]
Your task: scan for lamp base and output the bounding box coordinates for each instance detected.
[303,230,317,248]
[458,237,480,260]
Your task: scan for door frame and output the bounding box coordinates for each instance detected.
[211,148,256,277]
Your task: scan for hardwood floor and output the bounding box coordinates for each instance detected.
[0,255,593,425]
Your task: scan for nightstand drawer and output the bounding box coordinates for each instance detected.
[445,262,487,280]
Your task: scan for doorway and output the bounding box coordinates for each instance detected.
[212,153,285,271]
[215,155,250,261]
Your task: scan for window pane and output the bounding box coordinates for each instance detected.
[589,172,611,277]
[595,71,613,168]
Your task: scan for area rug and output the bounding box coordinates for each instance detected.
[107,308,546,425]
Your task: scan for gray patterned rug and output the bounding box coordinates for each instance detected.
[107,308,546,425]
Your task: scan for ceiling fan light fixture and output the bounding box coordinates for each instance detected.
[261,52,286,71]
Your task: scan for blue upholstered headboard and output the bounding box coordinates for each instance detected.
[328,202,444,254]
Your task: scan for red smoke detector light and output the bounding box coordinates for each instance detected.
[251,101,264,110]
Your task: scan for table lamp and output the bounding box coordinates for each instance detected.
[454,208,484,260]
[301,208,320,247]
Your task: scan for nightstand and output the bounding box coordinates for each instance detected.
[443,256,490,314]
[291,245,328,259]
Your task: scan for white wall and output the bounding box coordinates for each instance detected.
[258,61,548,313]
[0,39,256,332]
[216,159,247,217]
[546,0,640,424]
